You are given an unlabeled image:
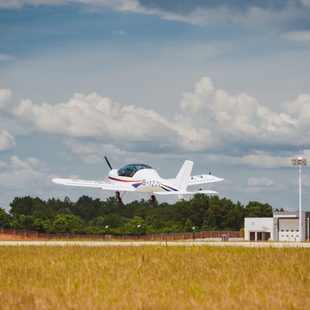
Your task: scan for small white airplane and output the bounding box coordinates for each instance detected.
[52,157,223,203]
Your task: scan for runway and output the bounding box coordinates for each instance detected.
[1,240,310,247]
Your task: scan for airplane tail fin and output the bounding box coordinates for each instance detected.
[171,160,193,191]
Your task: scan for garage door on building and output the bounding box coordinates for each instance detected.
[278,219,299,241]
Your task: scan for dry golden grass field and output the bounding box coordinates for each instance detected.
[0,245,309,310]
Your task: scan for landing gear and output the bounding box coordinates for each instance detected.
[114,191,155,204]
[149,194,156,203]
[115,191,122,203]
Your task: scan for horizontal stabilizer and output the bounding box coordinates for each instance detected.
[188,174,223,186]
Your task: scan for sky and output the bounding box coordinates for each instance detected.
[0,0,310,213]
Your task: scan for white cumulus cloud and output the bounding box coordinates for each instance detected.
[247,177,274,187]
[179,77,307,148]
[0,89,12,109]
[0,155,48,190]
[0,130,16,152]
[2,77,310,168]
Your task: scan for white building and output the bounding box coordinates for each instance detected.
[245,217,276,241]
[244,211,310,241]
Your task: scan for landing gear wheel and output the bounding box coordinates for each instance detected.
[149,195,156,203]
[115,191,122,203]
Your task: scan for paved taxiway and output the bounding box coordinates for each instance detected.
[1,241,310,247]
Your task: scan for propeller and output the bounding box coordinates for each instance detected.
[105,156,113,170]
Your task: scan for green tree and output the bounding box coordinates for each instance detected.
[71,196,102,221]
[244,201,273,218]
[53,214,85,234]
[6,194,275,235]
[32,197,55,220]
[47,197,70,214]
[9,196,34,216]
[92,214,126,229]
[187,194,210,228]
[183,218,194,232]
[53,214,69,233]
[149,217,166,230]
[10,214,35,230]
[123,216,146,236]
[84,226,100,235]
[33,218,49,233]
[91,216,106,228]
[0,208,11,228]
[203,196,245,231]
[274,207,285,212]
[204,196,221,230]
[134,204,149,219]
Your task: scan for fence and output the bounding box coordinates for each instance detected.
[0,227,240,241]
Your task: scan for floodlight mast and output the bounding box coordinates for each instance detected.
[291,157,307,242]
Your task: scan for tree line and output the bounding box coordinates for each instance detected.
[0,194,283,235]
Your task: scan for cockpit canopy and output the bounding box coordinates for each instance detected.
[117,163,152,177]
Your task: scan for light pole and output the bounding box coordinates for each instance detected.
[192,227,196,240]
[137,225,141,240]
[291,157,307,242]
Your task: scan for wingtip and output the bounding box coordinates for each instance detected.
[215,177,224,182]
[52,178,62,184]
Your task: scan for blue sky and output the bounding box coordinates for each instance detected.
[1,0,310,212]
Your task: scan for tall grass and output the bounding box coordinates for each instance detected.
[0,246,309,309]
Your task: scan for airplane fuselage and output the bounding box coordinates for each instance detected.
[108,169,175,193]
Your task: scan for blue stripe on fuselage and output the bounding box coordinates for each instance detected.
[161,184,178,192]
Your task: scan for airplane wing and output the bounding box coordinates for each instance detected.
[188,174,223,186]
[52,178,135,192]
[156,189,218,195]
